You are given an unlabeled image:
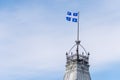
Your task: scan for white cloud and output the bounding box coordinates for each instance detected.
[81,22,120,71]
[103,0,120,11]
[0,7,73,78]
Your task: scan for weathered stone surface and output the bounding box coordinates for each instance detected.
[64,54,91,80]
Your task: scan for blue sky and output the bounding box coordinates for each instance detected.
[0,0,120,80]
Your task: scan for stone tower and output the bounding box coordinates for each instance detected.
[64,11,91,80]
[63,41,91,80]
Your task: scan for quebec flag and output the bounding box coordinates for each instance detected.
[66,11,78,22]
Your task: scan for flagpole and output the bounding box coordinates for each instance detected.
[77,12,80,41]
[76,11,80,60]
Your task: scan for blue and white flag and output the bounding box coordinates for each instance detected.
[66,11,78,22]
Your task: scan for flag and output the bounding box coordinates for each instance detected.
[66,11,78,22]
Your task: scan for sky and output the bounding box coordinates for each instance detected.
[0,0,120,80]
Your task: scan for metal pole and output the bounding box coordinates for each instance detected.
[76,11,80,60]
[77,12,80,41]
